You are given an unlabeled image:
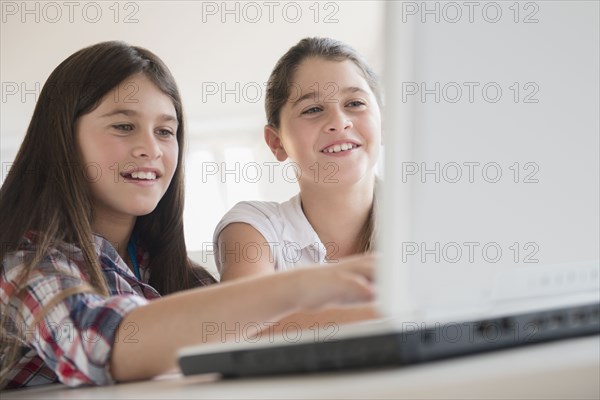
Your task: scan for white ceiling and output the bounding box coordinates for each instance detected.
[0,1,385,160]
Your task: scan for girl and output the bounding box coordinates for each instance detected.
[215,37,381,278]
[214,38,382,326]
[0,41,375,389]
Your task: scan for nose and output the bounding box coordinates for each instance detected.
[132,130,162,160]
[325,109,353,133]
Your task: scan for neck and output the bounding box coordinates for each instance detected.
[91,209,136,259]
[299,175,375,258]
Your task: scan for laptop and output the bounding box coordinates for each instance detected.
[178,1,600,377]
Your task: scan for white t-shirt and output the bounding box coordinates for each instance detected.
[213,194,327,274]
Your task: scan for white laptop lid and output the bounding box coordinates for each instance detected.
[379,0,600,322]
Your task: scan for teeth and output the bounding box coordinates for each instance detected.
[324,143,356,153]
[130,171,157,180]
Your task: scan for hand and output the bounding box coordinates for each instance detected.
[293,253,377,310]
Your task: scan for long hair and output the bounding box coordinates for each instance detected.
[0,41,215,386]
[265,37,381,252]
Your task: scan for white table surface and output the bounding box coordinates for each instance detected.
[4,335,599,400]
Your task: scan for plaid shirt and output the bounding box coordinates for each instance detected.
[1,233,161,389]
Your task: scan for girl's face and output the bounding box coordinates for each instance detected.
[76,74,179,222]
[266,57,381,188]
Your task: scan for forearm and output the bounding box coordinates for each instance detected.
[109,253,375,382]
[110,273,300,381]
[267,303,380,334]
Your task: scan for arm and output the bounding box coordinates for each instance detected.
[218,222,277,281]
[2,247,372,387]
[265,304,381,335]
[110,254,375,382]
[218,223,380,334]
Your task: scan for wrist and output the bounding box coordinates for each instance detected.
[281,268,313,311]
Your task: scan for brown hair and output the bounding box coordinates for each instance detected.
[0,41,215,386]
[265,37,380,253]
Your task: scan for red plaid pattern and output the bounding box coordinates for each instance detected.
[1,233,160,388]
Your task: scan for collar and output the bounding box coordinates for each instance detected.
[91,234,143,278]
[279,194,326,255]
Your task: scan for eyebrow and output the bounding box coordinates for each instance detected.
[291,86,369,107]
[99,109,178,123]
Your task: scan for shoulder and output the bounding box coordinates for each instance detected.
[213,196,307,274]
[213,197,299,243]
[2,233,142,297]
[222,200,285,220]
[225,195,303,225]
[2,233,89,284]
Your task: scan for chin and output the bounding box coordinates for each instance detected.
[129,204,160,217]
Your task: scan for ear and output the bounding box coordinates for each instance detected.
[264,125,288,162]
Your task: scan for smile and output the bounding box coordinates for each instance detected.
[321,143,360,154]
[120,171,160,181]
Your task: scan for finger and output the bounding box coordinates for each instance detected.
[339,273,376,304]
[336,254,378,281]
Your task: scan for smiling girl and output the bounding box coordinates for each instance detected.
[213,37,382,327]
[0,41,375,389]
[215,37,381,278]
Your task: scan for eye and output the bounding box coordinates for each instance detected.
[346,100,366,108]
[301,106,323,115]
[112,123,134,131]
[156,128,175,138]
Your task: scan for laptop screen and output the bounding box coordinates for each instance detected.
[379,1,600,321]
